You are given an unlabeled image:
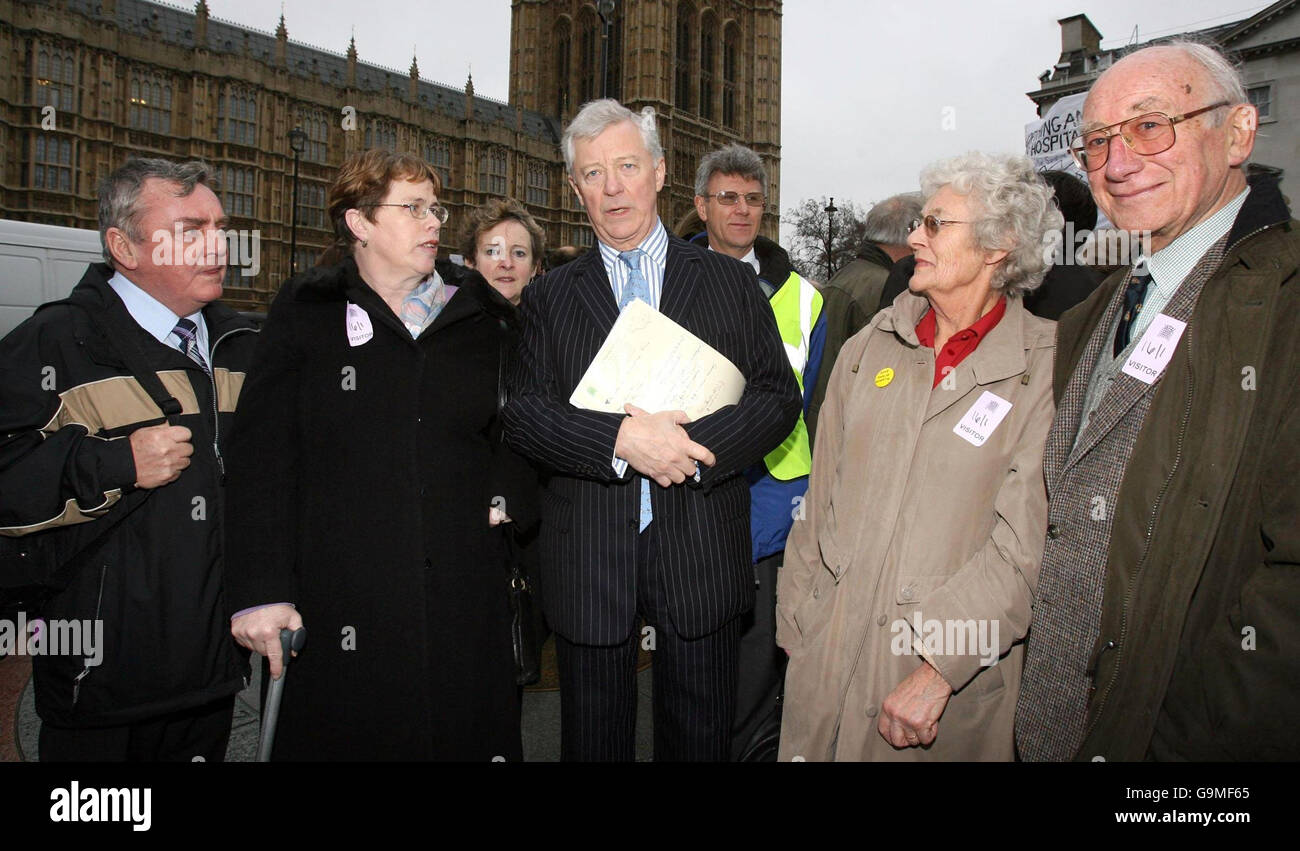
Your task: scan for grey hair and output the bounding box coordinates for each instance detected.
[693,143,768,198]
[561,99,664,177]
[97,158,217,264]
[918,152,1063,297]
[861,192,923,247]
[1102,40,1247,127]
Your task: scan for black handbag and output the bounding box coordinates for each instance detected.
[505,534,541,686]
[498,326,541,686]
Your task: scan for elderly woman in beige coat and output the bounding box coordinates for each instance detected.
[776,152,1062,761]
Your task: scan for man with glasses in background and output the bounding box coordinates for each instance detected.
[1016,41,1300,761]
[690,143,826,759]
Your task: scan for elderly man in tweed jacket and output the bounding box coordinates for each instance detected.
[1015,41,1300,761]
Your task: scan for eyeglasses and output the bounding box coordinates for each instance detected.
[703,191,766,208]
[1068,101,1230,172]
[909,215,971,238]
[362,202,450,223]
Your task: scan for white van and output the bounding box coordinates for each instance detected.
[0,218,103,340]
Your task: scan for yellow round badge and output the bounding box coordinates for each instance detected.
[874,367,895,388]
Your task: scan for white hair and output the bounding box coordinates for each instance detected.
[1098,40,1247,127]
[919,152,1063,297]
[561,99,663,177]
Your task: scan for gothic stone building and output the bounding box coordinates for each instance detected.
[1029,2,1299,197]
[0,0,783,309]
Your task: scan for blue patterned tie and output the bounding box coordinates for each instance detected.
[618,250,653,532]
[172,318,210,373]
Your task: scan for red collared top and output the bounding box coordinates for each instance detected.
[915,296,1008,388]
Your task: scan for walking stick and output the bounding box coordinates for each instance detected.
[256,627,308,762]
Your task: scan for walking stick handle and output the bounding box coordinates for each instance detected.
[256,627,308,762]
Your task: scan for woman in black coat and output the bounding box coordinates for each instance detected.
[224,149,537,760]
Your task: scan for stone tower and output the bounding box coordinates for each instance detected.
[509,0,783,238]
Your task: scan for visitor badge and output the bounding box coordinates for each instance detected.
[1121,314,1186,385]
[346,302,373,347]
[953,391,1013,447]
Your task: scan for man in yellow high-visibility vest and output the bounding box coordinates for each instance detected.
[692,143,826,760]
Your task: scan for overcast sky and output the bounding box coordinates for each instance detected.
[205,0,1274,238]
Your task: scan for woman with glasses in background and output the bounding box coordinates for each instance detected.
[776,152,1061,761]
[224,149,537,760]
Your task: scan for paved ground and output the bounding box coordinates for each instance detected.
[3,654,654,762]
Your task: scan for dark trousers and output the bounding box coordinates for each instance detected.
[555,531,742,762]
[39,695,236,762]
[730,552,786,760]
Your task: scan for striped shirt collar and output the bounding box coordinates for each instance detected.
[1142,186,1250,292]
[597,218,669,308]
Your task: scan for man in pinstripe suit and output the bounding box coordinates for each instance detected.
[502,99,801,761]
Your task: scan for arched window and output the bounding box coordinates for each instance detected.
[578,9,598,105]
[129,69,173,134]
[526,161,550,207]
[723,23,741,128]
[674,2,695,112]
[364,119,396,151]
[220,164,256,218]
[296,109,329,163]
[297,182,326,230]
[422,136,452,189]
[34,44,77,111]
[554,17,572,118]
[700,13,718,122]
[34,135,74,191]
[478,148,507,196]
[604,5,624,102]
[219,88,257,146]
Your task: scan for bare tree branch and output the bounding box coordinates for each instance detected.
[783,196,869,281]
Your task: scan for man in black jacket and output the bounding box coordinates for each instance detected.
[0,158,258,761]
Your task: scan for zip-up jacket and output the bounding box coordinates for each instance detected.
[689,233,827,561]
[1020,173,1300,760]
[0,263,259,727]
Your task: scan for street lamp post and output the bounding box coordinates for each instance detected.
[598,0,616,98]
[287,126,307,276]
[824,197,838,280]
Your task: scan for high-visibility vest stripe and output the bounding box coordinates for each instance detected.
[763,271,822,480]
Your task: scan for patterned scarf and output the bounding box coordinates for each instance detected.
[399,271,453,338]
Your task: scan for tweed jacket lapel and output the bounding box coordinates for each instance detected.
[1051,268,1141,480]
[569,248,620,337]
[1063,238,1230,476]
[1017,235,1231,762]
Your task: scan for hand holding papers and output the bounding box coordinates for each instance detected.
[569,299,747,420]
[616,404,715,486]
